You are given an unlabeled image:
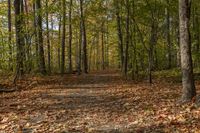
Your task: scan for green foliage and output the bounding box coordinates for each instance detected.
[0,0,199,80]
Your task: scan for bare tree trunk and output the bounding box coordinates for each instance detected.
[96,33,100,70]
[36,0,46,75]
[33,2,39,70]
[105,1,109,68]
[8,0,13,71]
[23,0,32,73]
[166,0,172,69]
[105,24,109,68]
[58,10,61,71]
[89,42,94,71]
[78,21,82,75]
[179,0,196,102]
[61,0,66,75]
[80,0,88,73]
[124,0,130,76]
[20,0,25,70]
[101,23,105,70]
[75,29,79,72]
[46,0,51,73]
[176,19,181,68]
[148,45,153,84]
[68,0,73,73]
[50,16,54,70]
[149,22,157,84]
[114,0,124,70]
[14,0,24,83]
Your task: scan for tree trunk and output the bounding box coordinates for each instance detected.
[46,0,51,73]
[124,0,130,76]
[68,0,73,73]
[149,22,157,84]
[176,20,181,67]
[115,0,124,70]
[80,0,88,73]
[14,0,24,83]
[75,29,79,73]
[101,23,105,70]
[8,0,13,71]
[96,33,100,70]
[78,21,82,75]
[24,0,32,73]
[105,24,109,68]
[166,0,172,69]
[61,0,66,75]
[179,0,196,102]
[58,9,61,71]
[33,2,39,70]
[36,0,46,75]
[50,16,54,70]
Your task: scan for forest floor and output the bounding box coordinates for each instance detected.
[1,70,200,133]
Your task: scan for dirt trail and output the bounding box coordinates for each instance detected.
[0,71,200,132]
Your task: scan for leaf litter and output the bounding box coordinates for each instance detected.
[0,71,200,132]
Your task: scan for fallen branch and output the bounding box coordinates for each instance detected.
[0,85,16,93]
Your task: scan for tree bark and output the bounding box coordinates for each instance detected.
[124,0,130,76]
[149,22,157,84]
[33,2,39,70]
[80,0,88,73]
[101,23,105,70]
[115,0,124,70]
[58,5,61,71]
[68,0,73,73]
[14,0,24,83]
[8,0,13,70]
[75,29,79,73]
[23,0,32,73]
[61,0,66,75]
[46,0,51,73]
[96,33,100,70]
[179,0,196,102]
[36,0,46,75]
[176,19,181,68]
[78,21,82,75]
[166,0,172,69]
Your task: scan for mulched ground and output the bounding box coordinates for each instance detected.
[0,71,200,133]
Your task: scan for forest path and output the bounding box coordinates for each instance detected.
[0,70,200,132]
